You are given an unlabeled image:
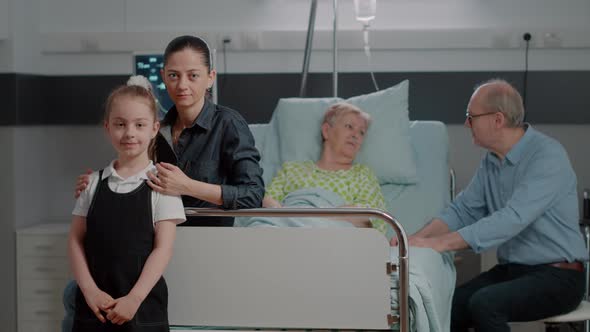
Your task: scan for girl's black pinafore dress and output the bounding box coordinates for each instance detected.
[73,170,169,332]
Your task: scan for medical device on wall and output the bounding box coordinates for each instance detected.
[354,0,379,91]
[134,54,172,120]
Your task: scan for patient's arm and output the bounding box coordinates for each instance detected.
[264,166,288,205]
[262,196,282,208]
[344,218,371,228]
[334,204,371,228]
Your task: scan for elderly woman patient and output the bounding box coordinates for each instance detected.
[237,102,388,235]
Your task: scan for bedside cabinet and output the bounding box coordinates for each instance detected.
[17,223,70,332]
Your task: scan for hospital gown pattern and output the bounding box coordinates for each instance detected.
[266,160,388,235]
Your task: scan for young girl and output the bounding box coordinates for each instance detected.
[68,75,185,331]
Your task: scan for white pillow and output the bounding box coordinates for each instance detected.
[262,80,418,185]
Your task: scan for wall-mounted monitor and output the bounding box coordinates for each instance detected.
[133,53,173,120]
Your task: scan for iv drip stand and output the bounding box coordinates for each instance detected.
[300,0,338,98]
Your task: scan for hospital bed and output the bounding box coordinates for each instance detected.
[165,112,455,332]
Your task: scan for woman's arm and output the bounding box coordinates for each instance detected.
[262,196,282,208]
[147,118,264,209]
[335,207,372,228]
[106,220,177,325]
[218,119,265,209]
[68,215,114,323]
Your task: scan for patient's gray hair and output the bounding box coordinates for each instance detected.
[322,102,372,127]
[475,79,525,128]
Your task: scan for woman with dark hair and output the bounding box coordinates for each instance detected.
[76,35,265,226]
[147,35,264,226]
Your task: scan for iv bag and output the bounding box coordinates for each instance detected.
[353,0,377,23]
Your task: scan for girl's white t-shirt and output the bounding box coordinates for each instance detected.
[72,161,186,225]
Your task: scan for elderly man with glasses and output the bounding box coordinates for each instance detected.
[391,78,587,331]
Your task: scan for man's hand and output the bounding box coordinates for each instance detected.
[106,294,142,325]
[390,234,417,247]
[390,234,446,252]
[390,218,455,249]
[82,288,115,323]
[409,236,446,252]
[390,235,399,247]
[147,162,191,196]
[74,169,93,199]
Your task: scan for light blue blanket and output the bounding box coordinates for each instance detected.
[390,247,455,332]
[235,188,456,332]
[234,187,357,228]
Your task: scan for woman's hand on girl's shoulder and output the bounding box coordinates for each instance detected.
[74,169,93,199]
[147,162,190,196]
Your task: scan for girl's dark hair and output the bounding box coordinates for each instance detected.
[104,83,159,160]
[163,35,212,72]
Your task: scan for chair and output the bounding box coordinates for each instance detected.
[543,301,590,332]
[541,215,590,332]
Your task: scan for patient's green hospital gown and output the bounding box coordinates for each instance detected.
[265,160,388,235]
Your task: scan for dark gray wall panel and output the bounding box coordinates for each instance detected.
[526,71,590,123]
[42,76,126,125]
[0,74,17,125]
[16,75,51,124]
[1,71,589,125]
[218,71,590,124]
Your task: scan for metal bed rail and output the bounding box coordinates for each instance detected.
[184,207,410,332]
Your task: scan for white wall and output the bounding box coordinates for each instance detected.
[0,0,12,72]
[10,0,41,73]
[0,0,8,39]
[12,127,114,227]
[2,0,590,74]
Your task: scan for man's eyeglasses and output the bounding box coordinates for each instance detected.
[465,111,498,125]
